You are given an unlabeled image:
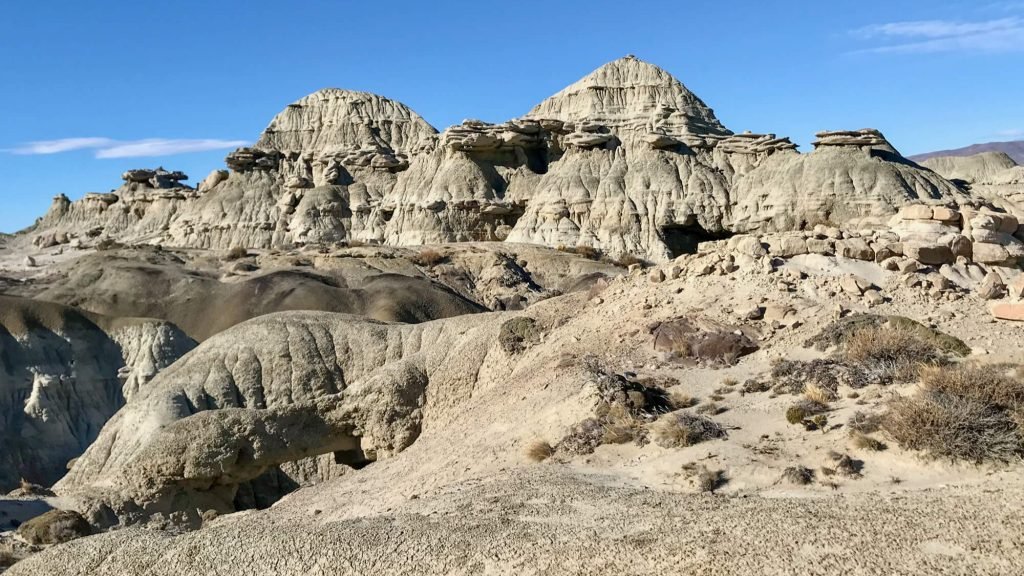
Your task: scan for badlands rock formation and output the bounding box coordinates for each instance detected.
[7,56,1024,576]
[53,311,502,527]
[22,57,972,262]
[0,296,194,491]
[921,152,1024,221]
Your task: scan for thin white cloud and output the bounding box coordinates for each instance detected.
[853,16,1024,54]
[996,128,1024,138]
[10,137,115,155]
[7,137,247,158]
[94,139,249,158]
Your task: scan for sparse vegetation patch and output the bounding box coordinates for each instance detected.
[882,364,1024,462]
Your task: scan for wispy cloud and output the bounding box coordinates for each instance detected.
[996,128,1024,138]
[852,16,1024,54]
[7,137,248,158]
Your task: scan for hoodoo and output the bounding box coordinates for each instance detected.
[25,57,974,261]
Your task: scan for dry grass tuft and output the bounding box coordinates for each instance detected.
[600,403,645,444]
[882,363,1024,462]
[786,399,828,425]
[696,467,725,493]
[652,411,726,448]
[847,411,883,434]
[557,245,603,260]
[829,452,863,477]
[612,253,646,268]
[844,325,944,383]
[224,246,249,260]
[721,377,739,388]
[525,440,555,462]
[849,431,887,451]
[781,465,815,485]
[803,382,835,405]
[668,390,698,409]
[695,402,726,416]
[413,248,446,267]
[847,430,888,448]
[918,364,1024,410]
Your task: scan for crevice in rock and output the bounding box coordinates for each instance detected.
[660,224,732,258]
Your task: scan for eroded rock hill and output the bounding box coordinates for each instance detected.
[0,296,194,491]
[26,56,969,261]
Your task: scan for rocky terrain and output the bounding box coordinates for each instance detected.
[21,56,965,263]
[3,57,1024,574]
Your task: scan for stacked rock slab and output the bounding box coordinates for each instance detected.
[27,57,972,261]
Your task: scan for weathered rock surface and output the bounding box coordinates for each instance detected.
[53,310,506,527]
[22,57,971,262]
[0,296,194,491]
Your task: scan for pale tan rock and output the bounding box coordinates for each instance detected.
[838,238,874,261]
[972,242,1011,264]
[904,243,954,265]
[805,238,835,255]
[900,205,934,220]
[931,207,960,222]
[992,302,1024,321]
[978,272,1006,300]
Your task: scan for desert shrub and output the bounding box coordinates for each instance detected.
[413,248,446,267]
[828,451,863,477]
[781,466,814,485]
[224,246,249,260]
[347,239,366,248]
[695,402,725,415]
[770,358,871,395]
[598,403,647,445]
[651,411,726,448]
[721,378,739,388]
[16,509,92,545]
[525,440,555,462]
[785,399,828,425]
[668,390,698,409]
[882,364,1024,462]
[805,314,968,357]
[696,467,725,493]
[498,317,540,354]
[918,364,1024,410]
[557,245,603,260]
[740,379,772,395]
[557,418,606,455]
[847,411,883,434]
[803,383,835,405]
[844,325,945,383]
[611,253,647,268]
[849,431,887,451]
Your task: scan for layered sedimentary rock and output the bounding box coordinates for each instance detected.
[26,57,971,261]
[0,296,194,491]
[54,310,503,527]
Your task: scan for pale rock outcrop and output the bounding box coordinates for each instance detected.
[0,296,194,491]
[25,57,972,261]
[921,151,1018,185]
[54,311,503,527]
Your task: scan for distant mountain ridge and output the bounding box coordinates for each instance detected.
[910,140,1024,165]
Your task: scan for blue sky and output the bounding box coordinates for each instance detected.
[2,0,1023,232]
